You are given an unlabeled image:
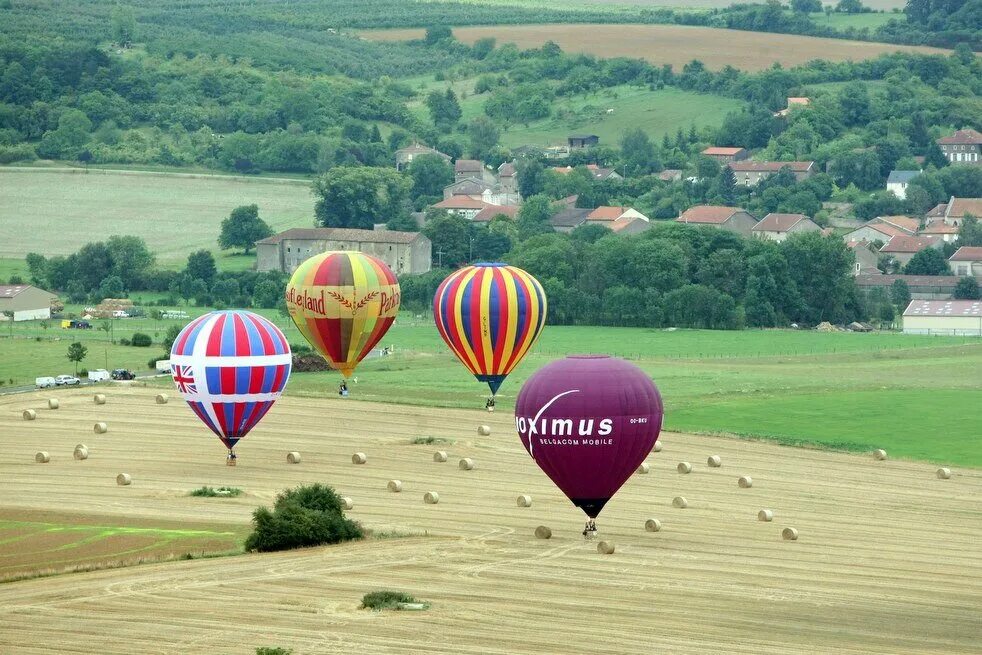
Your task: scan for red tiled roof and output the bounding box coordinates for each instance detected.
[728,161,814,173]
[904,299,982,317]
[947,198,982,218]
[472,205,518,223]
[856,274,958,289]
[846,239,872,250]
[454,159,483,173]
[587,206,627,221]
[498,162,516,177]
[702,147,745,156]
[752,213,810,232]
[949,246,982,261]
[433,196,487,209]
[936,129,982,145]
[610,216,647,233]
[875,215,919,233]
[677,206,745,225]
[927,203,948,218]
[879,235,938,253]
[256,228,422,245]
[852,223,907,240]
[919,223,959,234]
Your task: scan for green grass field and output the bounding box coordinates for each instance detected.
[809,11,899,30]
[408,82,745,147]
[0,168,316,264]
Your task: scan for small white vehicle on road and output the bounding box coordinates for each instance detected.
[35,377,57,388]
[55,375,81,386]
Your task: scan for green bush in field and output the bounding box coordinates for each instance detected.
[256,648,292,655]
[131,332,152,347]
[360,591,421,610]
[189,486,242,498]
[245,483,363,553]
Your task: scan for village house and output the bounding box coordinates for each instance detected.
[847,240,880,276]
[728,161,815,185]
[842,220,912,245]
[855,274,958,300]
[497,162,517,193]
[394,143,451,171]
[774,97,810,118]
[919,222,960,243]
[657,169,683,182]
[871,215,920,235]
[608,215,652,235]
[256,228,431,275]
[935,128,981,165]
[903,300,982,336]
[886,170,922,200]
[568,134,599,149]
[551,164,621,181]
[751,213,820,242]
[948,246,982,277]
[454,159,486,182]
[878,235,941,266]
[927,197,982,226]
[549,207,592,233]
[431,196,488,220]
[701,147,748,163]
[586,206,649,225]
[472,205,518,224]
[0,284,58,321]
[443,178,492,200]
[676,206,757,237]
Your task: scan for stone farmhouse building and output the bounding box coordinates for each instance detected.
[256,228,431,275]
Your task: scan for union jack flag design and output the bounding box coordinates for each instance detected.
[169,310,292,451]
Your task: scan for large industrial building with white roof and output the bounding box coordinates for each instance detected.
[902,300,982,336]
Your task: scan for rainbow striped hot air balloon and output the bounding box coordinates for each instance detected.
[170,310,292,462]
[433,263,547,397]
[285,251,400,379]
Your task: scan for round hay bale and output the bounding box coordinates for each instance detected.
[341,496,353,510]
[93,393,106,405]
[22,409,36,421]
[387,479,402,492]
[644,518,662,532]
[351,452,367,465]
[477,425,491,436]
[707,454,722,468]
[74,442,87,452]
[936,467,951,480]
[597,541,615,555]
[672,496,688,509]
[155,393,168,405]
[73,446,89,461]
[433,450,448,463]
[287,451,302,464]
[534,525,552,539]
[424,491,440,504]
[47,398,60,410]
[677,461,691,474]
[758,509,774,522]
[782,527,799,541]
[653,441,663,452]
[636,462,650,474]
[35,451,50,463]
[873,448,887,461]
[516,494,532,507]
[738,476,753,488]
[93,422,108,434]
[458,457,475,471]
[116,473,132,486]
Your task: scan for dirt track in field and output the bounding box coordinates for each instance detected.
[1,388,980,654]
[362,24,949,71]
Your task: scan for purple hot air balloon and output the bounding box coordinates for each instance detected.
[515,356,663,520]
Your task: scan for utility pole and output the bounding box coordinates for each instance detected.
[436,249,444,267]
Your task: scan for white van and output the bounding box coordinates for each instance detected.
[35,376,56,388]
[87,369,110,382]
[155,359,172,374]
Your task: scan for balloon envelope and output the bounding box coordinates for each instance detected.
[514,356,663,518]
[286,251,400,378]
[170,310,292,450]
[433,263,546,395]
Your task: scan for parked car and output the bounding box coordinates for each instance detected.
[155,359,172,374]
[55,375,81,386]
[35,376,57,388]
[111,368,136,380]
[112,310,130,318]
[60,320,92,329]
[87,369,111,382]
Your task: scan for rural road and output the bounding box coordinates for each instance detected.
[0,370,163,396]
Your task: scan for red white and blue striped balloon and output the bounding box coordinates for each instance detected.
[170,310,291,451]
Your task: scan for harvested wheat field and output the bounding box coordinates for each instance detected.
[362,24,949,71]
[1,388,980,654]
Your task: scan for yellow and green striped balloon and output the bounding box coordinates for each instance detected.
[285,251,400,378]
